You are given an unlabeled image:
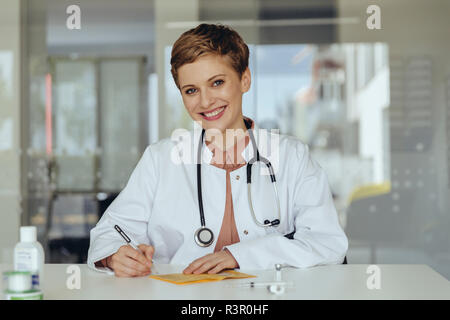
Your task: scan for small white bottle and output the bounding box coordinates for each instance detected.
[13,226,45,290]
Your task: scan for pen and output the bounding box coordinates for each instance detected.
[113,224,158,273]
[114,224,143,253]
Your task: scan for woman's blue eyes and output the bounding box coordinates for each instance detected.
[185,80,224,95]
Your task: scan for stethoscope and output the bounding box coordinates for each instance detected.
[194,118,281,247]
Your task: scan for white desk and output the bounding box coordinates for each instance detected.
[1,264,449,300]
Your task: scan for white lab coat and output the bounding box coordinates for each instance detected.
[87,121,348,273]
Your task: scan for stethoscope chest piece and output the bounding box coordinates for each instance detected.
[194,226,214,247]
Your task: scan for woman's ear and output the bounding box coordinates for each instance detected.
[240,67,251,93]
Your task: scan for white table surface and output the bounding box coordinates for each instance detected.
[1,264,449,300]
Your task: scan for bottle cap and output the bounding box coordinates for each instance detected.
[20,226,37,243]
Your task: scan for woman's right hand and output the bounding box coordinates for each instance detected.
[106,244,155,277]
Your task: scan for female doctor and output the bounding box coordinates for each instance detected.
[87,23,348,277]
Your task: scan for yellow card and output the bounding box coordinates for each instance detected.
[149,270,256,285]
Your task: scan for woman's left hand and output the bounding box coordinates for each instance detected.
[183,249,239,274]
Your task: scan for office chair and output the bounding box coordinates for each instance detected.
[47,192,119,263]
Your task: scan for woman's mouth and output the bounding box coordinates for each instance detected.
[200,105,227,121]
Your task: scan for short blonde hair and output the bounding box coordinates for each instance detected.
[170,23,249,89]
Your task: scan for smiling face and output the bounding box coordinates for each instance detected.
[177,54,251,134]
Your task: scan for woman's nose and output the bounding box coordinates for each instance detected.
[200,90,214,109]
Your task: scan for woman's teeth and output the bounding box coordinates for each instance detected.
[204,106,225,118]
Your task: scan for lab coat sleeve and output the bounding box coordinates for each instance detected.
[87,146,158,273]
[224,141,348,270]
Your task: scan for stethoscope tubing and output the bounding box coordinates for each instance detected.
[246,126,281,227]
[197,128,206,228]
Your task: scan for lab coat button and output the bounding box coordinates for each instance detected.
[236,175,240,180]
[243,230,248,235]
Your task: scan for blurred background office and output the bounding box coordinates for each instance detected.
[1,0,449,279]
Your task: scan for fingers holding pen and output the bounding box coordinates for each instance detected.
[109,245,152,277]
[112,225,154,275]
[125,245,153,268]
[111,260,149,278]
[138,244,155,266]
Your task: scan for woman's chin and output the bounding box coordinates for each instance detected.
[199,117,229,132]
